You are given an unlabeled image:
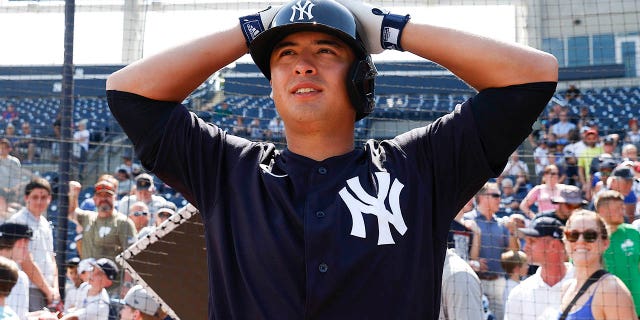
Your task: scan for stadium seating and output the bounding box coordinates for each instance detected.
[2,85,639,143]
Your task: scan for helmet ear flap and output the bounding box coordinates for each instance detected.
[348,55,377,121]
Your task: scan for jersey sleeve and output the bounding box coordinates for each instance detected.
[107,90,257,212]
[394,82,556,218]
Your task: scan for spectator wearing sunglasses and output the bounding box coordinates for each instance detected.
[464,182,518,320]
[128,202,155,240]
[520,164,568,219]
[505,216,574,320]
[154,202,177,227]
[559,209,636,319]
[594,190,640,318]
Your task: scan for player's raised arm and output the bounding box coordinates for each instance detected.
[106,6,280,102]
[336,0,558,91]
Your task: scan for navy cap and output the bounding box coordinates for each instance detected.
[66,257,80,267]
[91,258,119,281]
[518,216,564,239]
[0,223,33,241]
[612,166,635,180]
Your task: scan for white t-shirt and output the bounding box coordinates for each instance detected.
[439,249,484,320]
[73,284,110,320]
[7,210,56,289]
[74,129,90,151]
[6,270,28,320]
[503,278,520,309]
[504,263,574,320]
[64,282,88,313]
[551,121,576,137]
[533,147,549,175]
[0,305,19,320]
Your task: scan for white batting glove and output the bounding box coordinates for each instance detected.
[239,6,281,47]
[335,0,411,54]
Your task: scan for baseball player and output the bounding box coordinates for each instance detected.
[106,0,558,318]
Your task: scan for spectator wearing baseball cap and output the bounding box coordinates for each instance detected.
[539,185,587,224]
[505,216,574,320]
[154,202,177,227]
[593,166,638,222]
[54,258,117,320]
[64,258,94,312]
[0,223,31,319]
[63,257,84,314]
[118,174,168,226]
[68,177,137,261]
[119,285,168,320]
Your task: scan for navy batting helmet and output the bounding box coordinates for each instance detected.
[249,0,377,121]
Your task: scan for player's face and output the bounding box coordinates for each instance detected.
[269,31,356,126]
[24,188,51,216]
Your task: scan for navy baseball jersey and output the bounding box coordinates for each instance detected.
[108,81,556,319]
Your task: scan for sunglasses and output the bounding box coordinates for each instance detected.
[563,229,601,243]
[483,193,501,198]
[158,212,171,218]
[132,211,148,217]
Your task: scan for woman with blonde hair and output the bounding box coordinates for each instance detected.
[558,209,636,319]
[520,164,567,219]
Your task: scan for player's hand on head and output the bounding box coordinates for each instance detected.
[239,5,281,47]
[334,0,411,53]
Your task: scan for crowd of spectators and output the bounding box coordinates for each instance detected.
[440,86,640,319]
[1,85,640,319]
[0,146,180,319]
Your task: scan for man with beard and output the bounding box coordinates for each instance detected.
[68,179,137,261]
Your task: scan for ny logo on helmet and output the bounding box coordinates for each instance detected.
[290,0,315,22]
[339,172,408,245]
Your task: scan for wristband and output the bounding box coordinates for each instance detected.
[239,14,265,45]
[380,12,411,51]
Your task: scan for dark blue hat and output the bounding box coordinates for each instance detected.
[518,216,563,239]
[0,223,33,241]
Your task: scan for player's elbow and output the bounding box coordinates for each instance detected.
[529,52,558,83]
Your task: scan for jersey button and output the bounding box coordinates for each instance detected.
[318,263,328,273]
[317,167,327,175]
[316,211,325,218]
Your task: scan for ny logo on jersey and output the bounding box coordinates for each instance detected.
[290,0,315,22]
[339,172,407,245]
